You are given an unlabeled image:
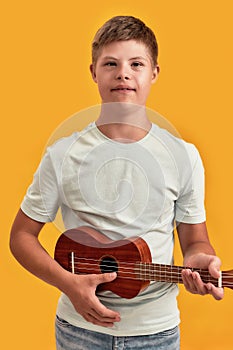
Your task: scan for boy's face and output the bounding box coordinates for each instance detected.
[90,40,159,106]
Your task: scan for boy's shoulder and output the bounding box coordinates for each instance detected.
[39,123,96,171]
[150,122,202,166]
[47,122,95,155]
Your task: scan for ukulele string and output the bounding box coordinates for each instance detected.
[68,257,233,286]
[72,267,233,286]
[71,256,231,275]
[71,257,233,278]
[71,256,221,277]
[72,266,233,287]
[71,261,182,280]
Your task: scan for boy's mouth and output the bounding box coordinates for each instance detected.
[111,85,136,92]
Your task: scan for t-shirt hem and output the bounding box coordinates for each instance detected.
[175,214,206,224]
[21,202,54,223]
[56,310,180,336]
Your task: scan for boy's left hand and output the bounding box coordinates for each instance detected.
[181,253,224,300]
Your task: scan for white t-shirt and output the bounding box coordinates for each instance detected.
[21,122,206,336]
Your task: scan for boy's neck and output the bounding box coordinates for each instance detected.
[96,102,152,143]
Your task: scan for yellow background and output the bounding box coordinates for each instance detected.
[1,1,233,349]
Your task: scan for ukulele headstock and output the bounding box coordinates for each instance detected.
[222,269,233,289]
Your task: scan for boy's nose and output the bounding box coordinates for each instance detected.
[117,74,130,80]
[115,65,131,80]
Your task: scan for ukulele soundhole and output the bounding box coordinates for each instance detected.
[100,256,118,273]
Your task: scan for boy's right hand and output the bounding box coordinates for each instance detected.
[63,272,121,328]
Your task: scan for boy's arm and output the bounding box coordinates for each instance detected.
[10,209,120,327]
[177,221,224,300]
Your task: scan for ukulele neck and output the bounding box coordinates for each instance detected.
[137,262,222,288]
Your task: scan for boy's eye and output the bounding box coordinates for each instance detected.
[104,62,117,66]
[132,62,143,67]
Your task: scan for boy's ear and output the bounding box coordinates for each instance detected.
[152,65,160,84]
[90,64,97,83]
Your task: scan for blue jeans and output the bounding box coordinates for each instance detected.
[55,316,180,350]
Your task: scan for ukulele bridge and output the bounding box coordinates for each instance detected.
[70,252,75,274]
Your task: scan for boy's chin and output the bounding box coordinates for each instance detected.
[101,101,145,109]
[102,97,144,106]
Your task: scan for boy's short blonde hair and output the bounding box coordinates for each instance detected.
[92,16,158,68]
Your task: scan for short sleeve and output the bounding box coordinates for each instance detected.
[21,150,60,222]
[175,145,206,224]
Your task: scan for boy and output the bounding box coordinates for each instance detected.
[10,16,223,350]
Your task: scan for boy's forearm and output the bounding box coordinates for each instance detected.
[182,241,216,265]
[10,230,72,293]
[177,222,217,264]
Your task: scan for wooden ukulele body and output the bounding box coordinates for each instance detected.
[55,226,152,298]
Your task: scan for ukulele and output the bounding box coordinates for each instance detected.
[54,226,233,299]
